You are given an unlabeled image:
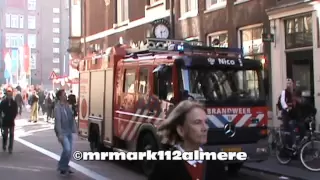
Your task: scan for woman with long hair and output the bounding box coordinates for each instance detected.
[148,100,227,180]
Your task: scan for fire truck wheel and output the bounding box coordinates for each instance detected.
[137,132,158,176]
[227,163,243,176]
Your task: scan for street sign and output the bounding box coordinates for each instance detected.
[49,71,57,80]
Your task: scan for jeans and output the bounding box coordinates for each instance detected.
[58,133,73,171]
[2,126,14,151]
[281,110,296,147]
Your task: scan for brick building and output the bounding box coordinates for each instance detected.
[68,0,320,129]
[266,0,320,129]
[0,0,70,88]
[69,0,276,114]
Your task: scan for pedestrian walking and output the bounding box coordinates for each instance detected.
[29,91,39,123]
[14,90,24,116]
[54,89,77,176]
[149,100,227,180]
[45,91,55,121]
[0,87,18,154]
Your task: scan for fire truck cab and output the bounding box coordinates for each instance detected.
[78,38,269,176]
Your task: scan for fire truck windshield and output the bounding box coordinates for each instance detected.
[179,68,265,103]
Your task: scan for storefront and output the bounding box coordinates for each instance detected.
[267,1,320,129]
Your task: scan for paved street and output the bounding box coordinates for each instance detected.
[0,111,309,179]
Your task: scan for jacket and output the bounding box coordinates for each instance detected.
[0,98,18,127]
[280,89,293,110]
[289,100,317,121]
[148,146,227,180]
[54,102,77,136]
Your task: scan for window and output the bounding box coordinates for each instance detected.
[53,8,60,13]
[138,68,149,94]
[53,37,60,43]
[180,69,262,101]
[149,0,160,4]
[53,18,60,23]
[6,33,24,48]
[206,0,226,10]
[53,58,60,63]
[53,28,60,33]
[28,0,36,10]
[30,53,37,69]
[53,48,60,53]
[19,35,24,46]
[28,34,36,48]
[11,15,19,28]
[180,0,197,15]
[285,14,312,49]
[240,26,263,58]
[5,35,10,47]
[19,15,24,28]
[28,16,36,29]
[116,0,129,23]
[153,65,173,101]
[123,69,136,93]
[5,14,11,28]
[207,32,228,47]
[65,0,70,9]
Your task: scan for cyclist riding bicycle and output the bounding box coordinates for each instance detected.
[277,78,295,147]
[277,77,317,149]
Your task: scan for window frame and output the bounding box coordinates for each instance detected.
[53,28,60,33]
[53,37,60,43]
[180,0,198,18]
[53,58,60,63]
[123,68,136,93]
[152,65,174,101]
[53,18,60,23]
[138,67,149,94]
[239,25,264,57]
[28,16,36,29]
[53,48,60,53]
[206,31,228,47]
[284,14,312,49]
[5,14,11,28]
[53,8,60,13]
[10,15,19,28]
[206,0,227,10]
[116,0,129,24]
[28,34,37,48]
[19,15,24,28]
[28,0,37,11]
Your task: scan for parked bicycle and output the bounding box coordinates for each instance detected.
[274,115,320,171]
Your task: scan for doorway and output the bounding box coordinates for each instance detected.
[286,50,314,104]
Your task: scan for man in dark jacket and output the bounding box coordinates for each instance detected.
[14,90,24,116]
[0,87,18,153]
[67,90,77,116]
[288,90,317,147]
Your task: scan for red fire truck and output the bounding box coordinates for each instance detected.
[78,38,269,175]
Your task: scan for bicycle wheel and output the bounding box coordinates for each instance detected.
[300,140,320,171]
[275,133,292,164]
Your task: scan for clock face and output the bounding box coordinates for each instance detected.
[154,24,169,39]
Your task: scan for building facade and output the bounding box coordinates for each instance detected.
[37,0,70,88]
[69,0,278,121]
[1,0,69,88]
[267,0,320,128]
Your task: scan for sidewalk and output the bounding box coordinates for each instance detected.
[244,157,319,180]
[0,140,92,180]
